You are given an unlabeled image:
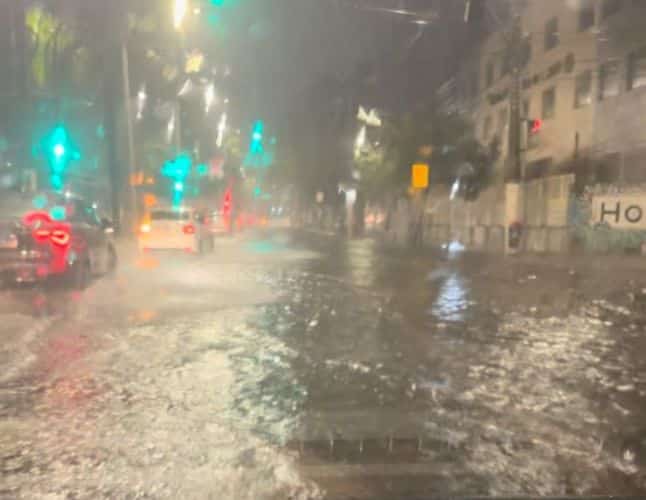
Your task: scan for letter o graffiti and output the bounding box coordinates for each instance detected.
[625,205,643,224]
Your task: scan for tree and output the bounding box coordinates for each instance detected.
[355,108,498,203]
[429,111,499,200]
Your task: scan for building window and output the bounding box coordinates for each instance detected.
[542,87,556,119]
[627,46,646,91]
[485,61,494,87]
[578,1,595,31]
[599,60,621,99]
[602,0,624,18]
[574,70,593,108]
[544,17,559,51]
[564,53,575,73]
[483,116,492,140]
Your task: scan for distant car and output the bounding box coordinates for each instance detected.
[0,190,117,289]
[206,210,229,236]
[138,207,212,254]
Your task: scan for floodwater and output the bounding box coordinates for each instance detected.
[1,228,646,498]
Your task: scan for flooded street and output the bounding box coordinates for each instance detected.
[2,228,646,499]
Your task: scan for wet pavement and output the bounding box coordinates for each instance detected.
[2,227,646,499]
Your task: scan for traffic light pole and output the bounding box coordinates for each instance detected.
[121,42,140,233]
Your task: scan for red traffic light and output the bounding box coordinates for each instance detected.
[529,119,542,134]
[222,188,232,216]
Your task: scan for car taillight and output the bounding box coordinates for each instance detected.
[50,229,70,246]
[24,211,52,227]
[183,224,196,235]
[32,227,70,246]
[33,228,51,242]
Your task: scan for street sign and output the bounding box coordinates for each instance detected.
[411,163,429,189]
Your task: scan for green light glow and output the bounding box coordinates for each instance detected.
[250,120,264,154]
[43,125,79,192]
[50,206,66,221]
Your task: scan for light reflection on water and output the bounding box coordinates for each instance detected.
[346,238,378,289]
[225,233,646,495]
[431,273,469,322]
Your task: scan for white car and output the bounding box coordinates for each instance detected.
[207,209,229,236]
[138,207,211,254]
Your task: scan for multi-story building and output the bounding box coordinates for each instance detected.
[593,0,646,184]
[432,1,646,253]
[447,0,646,184]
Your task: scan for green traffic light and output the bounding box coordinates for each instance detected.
[53,144,65,159]
[250,120,264,154]
[42,125,80,192]
[196,163,208,176]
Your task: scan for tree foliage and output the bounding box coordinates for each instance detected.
[354,108,498,202]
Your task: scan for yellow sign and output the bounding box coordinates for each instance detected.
[411,163,429,189]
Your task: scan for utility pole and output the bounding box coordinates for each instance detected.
[121,43,139,232]
[103,58,122,233]
[468,0,527,252]
[506,11,524,183]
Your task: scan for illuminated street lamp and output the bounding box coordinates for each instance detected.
[136,85,147,120]
[216,112,227,148]
[205,83,216,113]
[174,0,188,30]
[354,125,366,158]
[167,112,176,143]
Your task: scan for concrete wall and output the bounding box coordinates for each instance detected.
[573,184,646,253]
[418,175,574,253]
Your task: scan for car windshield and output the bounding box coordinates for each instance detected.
[3,1,646,498]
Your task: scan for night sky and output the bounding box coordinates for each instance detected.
[224,0,478,125]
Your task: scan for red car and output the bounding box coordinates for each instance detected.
[0,190,117,289]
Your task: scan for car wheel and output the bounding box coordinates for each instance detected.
[69,260,91,290]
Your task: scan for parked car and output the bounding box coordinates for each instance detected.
[138,206,212,253]
[0,190,117,289]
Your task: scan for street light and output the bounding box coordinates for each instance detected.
[136,85,147,120]
[174,0,188,30]
[167,112,176,143]
[216,112,227,148]
[205,83,216,113]
[354,125,366,158]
